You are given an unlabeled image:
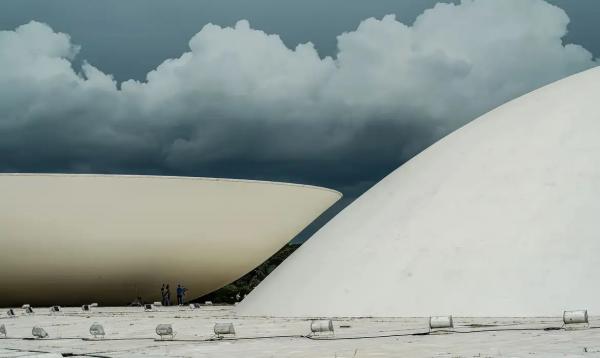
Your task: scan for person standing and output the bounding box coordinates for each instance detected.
[165,284,171,306]
[176,284,184,305]
[160,284,166,306]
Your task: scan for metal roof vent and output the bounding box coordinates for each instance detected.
[156,324,174,340]
[563,310,589,329]
[32,326,48,339]
[213,323,235,338]
[89,323,105,339]
[310,320,334,335]
[429,316,454,331]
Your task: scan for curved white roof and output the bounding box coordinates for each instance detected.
[238,66,600,317]
[0,174,341,306]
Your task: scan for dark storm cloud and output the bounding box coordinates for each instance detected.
[0,0,598,241]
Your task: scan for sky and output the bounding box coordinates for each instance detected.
[1,0,599,242]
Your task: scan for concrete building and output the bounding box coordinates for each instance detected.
[238,66,600,317]
[0,174,340,306]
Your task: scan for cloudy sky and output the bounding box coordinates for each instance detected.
[1,0,599,241]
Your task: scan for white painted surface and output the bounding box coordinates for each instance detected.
[0,174,340,306]
[238,66,600,317]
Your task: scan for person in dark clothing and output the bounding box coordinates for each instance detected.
[160,284,166,306]
[165,284,171,306]
[176,284,187,305]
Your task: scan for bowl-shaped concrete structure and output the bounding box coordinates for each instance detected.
[238,66,600,318]
[0,174,341,306]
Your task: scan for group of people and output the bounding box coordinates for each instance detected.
[160,283,188,306]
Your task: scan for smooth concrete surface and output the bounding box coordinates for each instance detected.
[1,306,599,357]
[238,66,600,317]
[0,174,341,306]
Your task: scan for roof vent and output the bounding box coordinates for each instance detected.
[310,320,334,334]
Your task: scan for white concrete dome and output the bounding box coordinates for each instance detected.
[0,174,341,306]
[238,66,600,317]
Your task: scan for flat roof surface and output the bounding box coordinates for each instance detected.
[1,306,599,357]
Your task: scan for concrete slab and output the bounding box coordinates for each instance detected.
[1,306,599,357]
